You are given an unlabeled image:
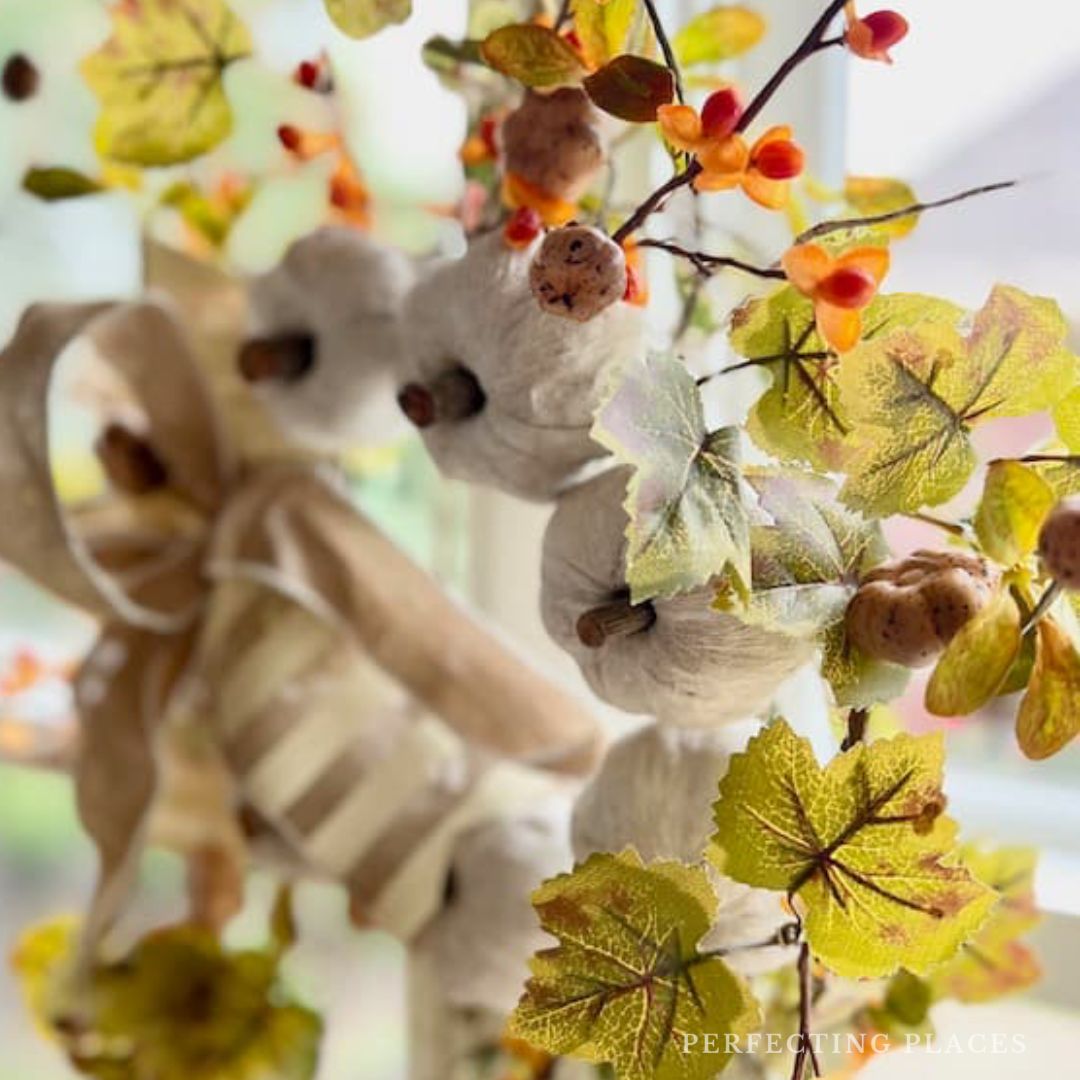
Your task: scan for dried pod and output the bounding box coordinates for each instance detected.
[400,232,643,501]
[845,549,998,667]
[1039,497,1080,589]
[244,227,416,450]
[529,225,627,322]
[572,722,793,976]
[501,88,605,202]
[542,467,813,725]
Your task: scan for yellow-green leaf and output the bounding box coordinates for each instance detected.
[509,850,761,1079]
[12,919,322,1080]
[974,461,1055,568]
[592,352,751,603]
[82,0,252,167]
[674,6,766,67]
[1016,616,1080,759]
[481,23,587,88]
[324,0,412,39]
[930,845,1042,1004]
[925,588,1022,717]
[841,175,920,243]
[571,0,643,70]
[1052,385,1080,451]
[22,166,103,201]
[711,719,997,979]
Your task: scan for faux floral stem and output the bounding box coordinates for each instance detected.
[638,237,786,279]
[643,0,685,103]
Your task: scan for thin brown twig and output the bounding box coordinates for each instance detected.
[904,512,968,538]
[795,180,1019,245]
[841,708,869,752]
[793,941,821,1080]
[638,237,785,280]
[643,0,684,103]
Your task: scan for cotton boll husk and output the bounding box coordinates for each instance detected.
[247,226,415,450]
[413,785,576,1013]
[401,231,644,501]
[572,721,792,977]
[542,467,814,726]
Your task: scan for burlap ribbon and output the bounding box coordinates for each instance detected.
[0,291,601,969]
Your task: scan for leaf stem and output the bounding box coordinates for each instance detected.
[903,512,969,539]
[793,941,821,1080]
[643,0,684,103]
[795,180,1018,245]
[637,238,786,280]
[1021,580,1062,636]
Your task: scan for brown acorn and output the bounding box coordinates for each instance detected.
[1038,497,1080,590]
[529,225,627,322]
[845,550,998,667]
[501,88,604,202]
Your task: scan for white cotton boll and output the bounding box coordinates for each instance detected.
[399,231,644,501]
[246,226,416,450]
[541,467,814,727]
[572,722,793,977]
[414,790,574,1013]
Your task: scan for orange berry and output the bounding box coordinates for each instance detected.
[700,86,744,140]
[816,266,878,309]
[752,139,805,181]
[504,206,544,249]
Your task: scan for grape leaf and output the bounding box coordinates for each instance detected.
[571,0,645,70]
[584,55,675,122]
[838,286,1076,515]
[929,845,1041,1004]
[324,0,412,39]
[509,850,761,1080]
[674,6,766,66]
[481,24,587,88]
[974,460,1055,568]
[12,919,322,1080]
[592,352,751,604]
[729,288,963,473]
[711,719,997,979]
[82,0,252,167]
[924,588,1022,717]
[1016,616,1080,759]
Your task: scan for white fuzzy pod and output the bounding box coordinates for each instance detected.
[572,721,793,977]
[542,467,814,726]
[401,231,644,501]
[247,227,415,450]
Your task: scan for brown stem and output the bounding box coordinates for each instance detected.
[793,941,821,1080]
[643,0,684,103]
[95,424,169,495]
[904,512,968,538]
[397,366,486,428]
[796,180,1018,246]
[638,238,786,280]
[612,162,702,246]
[576,597,657,648]
[1021,580,1062,636]
[1017,453,1080,465]
[238,334,315,383]
[841,707,869,752]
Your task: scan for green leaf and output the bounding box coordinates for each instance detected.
[974,461,1055,568]
[674,6,766,67]
[509,850,761,1080]
[1052,385,1080,450]
[571,0,644,70]
[584,54,674,122]
[592,352,751,603]
[481,23,587,88]
[711,719,997,979]
[925,588,1022,717]
[730,288,963,474]
[844,177,920,239]
[929,845,1041,1004]
[12,919,322,1080]
[324,0,412,39]
[22,167,103,201]
[839,286,1075,516]
[82,0,252,167]
[421,34,485,74]
[1016,616,1080,759]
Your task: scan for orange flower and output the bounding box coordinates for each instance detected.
[657,90,804,210]
[781,243,890,353]
[844,3,909,63]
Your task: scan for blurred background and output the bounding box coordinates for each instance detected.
[1,1,1078,1077]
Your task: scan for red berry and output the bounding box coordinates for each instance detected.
[504,207,544,249]
[863,10,910,51]
[479,116,499,158]
[297,60,319,88]
[700,86,744,140]
[277,124,302,153]
[817,266,878,309]
[753,139,805,180]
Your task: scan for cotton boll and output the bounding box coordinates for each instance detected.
[572,721,793,977]
[414,788,575,1013]
[399,231,644,501]
[244,227,416,450]
[542,467,813,726]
